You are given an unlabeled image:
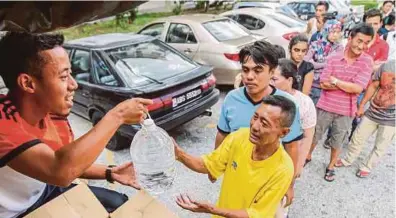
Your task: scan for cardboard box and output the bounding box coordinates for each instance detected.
[25,184,178,218]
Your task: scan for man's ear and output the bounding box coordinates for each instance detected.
[280,127,290,139]
[16,73,36,94]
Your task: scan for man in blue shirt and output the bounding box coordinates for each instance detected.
[215,41,303,207]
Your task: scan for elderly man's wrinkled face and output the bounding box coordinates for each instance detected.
[249,103,290,146]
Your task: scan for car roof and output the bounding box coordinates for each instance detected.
[222,8,276,16]
[234,1,280,8]
[156,14,227,24]
[64,33,153,49]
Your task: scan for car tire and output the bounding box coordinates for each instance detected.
[91,111,131,151]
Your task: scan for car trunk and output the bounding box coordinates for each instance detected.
[130,65,216,119]
[222,35,262,49]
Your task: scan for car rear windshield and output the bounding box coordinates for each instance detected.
[267,13,305,28]
[203,19,249,41]
[105,40,197,86]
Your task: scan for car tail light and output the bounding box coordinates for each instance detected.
[283,32,299,41]
[201,74,217,91]
[207,74,216,86]
[147,95,173,112]
[147,98,164,111]
[162,95,173,108]
[224,53,239,61]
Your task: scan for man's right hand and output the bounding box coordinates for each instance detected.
[112,98,153,124]
[356,106,365,118]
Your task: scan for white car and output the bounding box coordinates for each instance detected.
[221,8,306,56]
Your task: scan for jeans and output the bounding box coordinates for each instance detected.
[309,87,322,106]
[17,184,128,217]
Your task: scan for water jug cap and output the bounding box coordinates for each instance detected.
[142,119,155,127]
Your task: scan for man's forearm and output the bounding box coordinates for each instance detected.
[320,82,339,90]
[335,80,363,94]
[177,150,209,174]
[53,111,123,184]
[359,81,379,107]
[284,141,299,178]
[215,131,228,149]
[80,164,107,180]
[210,207,249,218]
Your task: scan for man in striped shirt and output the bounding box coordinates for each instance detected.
[309,24,374,182]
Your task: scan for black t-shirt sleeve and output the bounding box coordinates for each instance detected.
[304,62,314,76]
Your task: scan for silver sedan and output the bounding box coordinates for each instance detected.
[137,14,265,85]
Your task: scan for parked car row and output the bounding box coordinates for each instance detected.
[137,14,265,85]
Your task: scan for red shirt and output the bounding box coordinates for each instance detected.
[0,95,73,166]
[366,34,389,61]
[317,50,373,117]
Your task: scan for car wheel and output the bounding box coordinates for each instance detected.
[91,111,131,151]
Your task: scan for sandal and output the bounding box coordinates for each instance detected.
[304,158,311,167]
[324,168,335,182]
[356,170,370,178]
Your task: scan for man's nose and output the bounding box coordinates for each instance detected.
[246,71,255,80]
[68,74,78,91]
[251,120,260,131]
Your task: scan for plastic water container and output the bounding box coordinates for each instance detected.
[130,119,176,195]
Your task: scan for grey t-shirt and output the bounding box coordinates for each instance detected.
[365,59,395,126]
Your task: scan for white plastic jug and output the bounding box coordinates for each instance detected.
[130,119,176,195]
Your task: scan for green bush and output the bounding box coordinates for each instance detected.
[351,0,379,11]
[172,4,183,15]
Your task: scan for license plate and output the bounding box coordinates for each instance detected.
[172,89,202,108]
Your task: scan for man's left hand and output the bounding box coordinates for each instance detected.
[111,162,141,190]
[284,187,294,207]
[176,194,214,214]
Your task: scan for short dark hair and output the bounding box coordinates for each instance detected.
[384,12,395,26]
[316,1,329,11]
[289,34,308,52]
[363,8,383,22]
[262,95,296,128]
[349,23,375,39]
[0,32,64,91]
[239,41,278,70]
[383,0,395,7]
[278,58,299,90]
[273,45,286,59]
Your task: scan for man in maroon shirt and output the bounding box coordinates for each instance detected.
[364,8,389,64]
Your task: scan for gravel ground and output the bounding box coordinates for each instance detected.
[69,89,395,218]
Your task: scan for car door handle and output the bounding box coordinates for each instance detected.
[184,48,192,53]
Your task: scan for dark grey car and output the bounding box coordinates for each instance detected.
[64,33,220,150]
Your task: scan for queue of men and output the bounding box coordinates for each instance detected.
[0,1,394,218]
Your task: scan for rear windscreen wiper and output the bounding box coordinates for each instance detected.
[119,59,164,84]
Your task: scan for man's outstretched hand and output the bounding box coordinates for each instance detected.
[176,194,214,214]
[111,162,141,190]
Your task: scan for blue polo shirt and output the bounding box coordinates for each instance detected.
[218,86,303,144]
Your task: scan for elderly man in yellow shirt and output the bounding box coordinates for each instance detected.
[174,95,295,218]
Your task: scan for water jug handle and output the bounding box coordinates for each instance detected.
[145,111,152,120]
[139,111,153,133]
